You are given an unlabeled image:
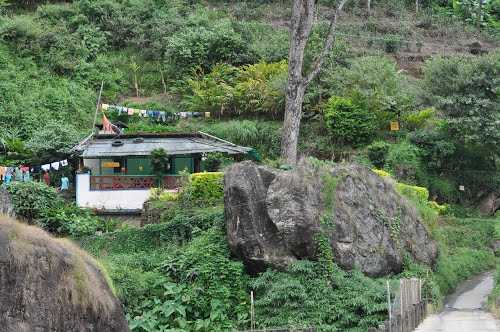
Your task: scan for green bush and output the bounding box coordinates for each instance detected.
[383,34,402,53]
[385,141,423,184]
[332,56,416,130]
[82,210,248,332]
[201,120,281,159]
[403,108,437,131]
[180,172,224,205]
[39,204,117,237]
[7,181,115,237]
[395,183,430,205]
[402,217,496,305]
[323,96,377,146]
[7,181,61,222]
[252,261,387,331]
[367,141,391,168]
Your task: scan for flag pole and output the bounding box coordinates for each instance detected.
[92,81,104,135]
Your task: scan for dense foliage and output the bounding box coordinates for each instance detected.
[0,0,499,330]
[7,181,116,237]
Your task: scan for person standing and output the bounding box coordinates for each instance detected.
[60,176,69,191]
[43,171,50,186]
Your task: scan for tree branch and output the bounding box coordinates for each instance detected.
[303,0,349,87]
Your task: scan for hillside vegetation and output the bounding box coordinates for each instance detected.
[0,0,499,331]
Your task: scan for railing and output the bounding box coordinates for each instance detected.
[90,175,181,190]
[369,278,427,332]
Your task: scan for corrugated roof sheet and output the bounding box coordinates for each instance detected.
[80,136,251,158]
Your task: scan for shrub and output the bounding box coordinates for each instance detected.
[383,34,402,53]
[385,141,423,183]
[323,96,377,146]
[39,204,117,237]
[181,172,224,204]
[201,120,281,159]
[395,183,429,205]
[403,108,437,131]
[332,56,416,130]
[367,141,391,168]
[372,169,392,178]
[7,181,61,222]
[252,261,387,331]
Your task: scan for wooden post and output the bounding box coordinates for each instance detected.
[92,80,104,134]
[250,291,255,332]
[387,280,392,332]
[400,279,403,332]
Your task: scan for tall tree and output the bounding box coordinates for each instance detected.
[281,0,349,164]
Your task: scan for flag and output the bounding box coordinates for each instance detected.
[102,114,120,134]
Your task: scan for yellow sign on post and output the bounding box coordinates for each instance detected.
[102,162,120,168]
[390,121,400,131]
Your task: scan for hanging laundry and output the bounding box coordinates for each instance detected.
[159,112,166,122]
[0,166,6,180]
[14,167,23,181]
[140,110,147,117]
[60,159,68,167]
[60,176,69,191]
[50,162,60,170]
[22,170,30,182]
[2,174,12,187]
[180,112,187,119]
[128,108,134,115]
[205,112,211,118]
[20,166,29,173]
[43,171,50,186]
[101,103,110,110]
[41,164,50,171]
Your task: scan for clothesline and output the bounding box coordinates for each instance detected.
[0,159,69,179]
[101,103,211,122]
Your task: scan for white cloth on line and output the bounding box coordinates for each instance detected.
[41,164,50,171]
[60,159,68,167]
[51,162,60,170]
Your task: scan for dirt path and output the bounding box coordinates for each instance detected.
[415,272,500,332]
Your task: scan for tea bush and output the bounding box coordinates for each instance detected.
[367,141,391,168]
[323,96,377,146]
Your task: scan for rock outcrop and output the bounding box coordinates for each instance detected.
[0,217,129,332]
[478,192,500,216]
[225,161,438,277]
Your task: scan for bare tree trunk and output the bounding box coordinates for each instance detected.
[282,84,306,164]
[280,0,348,164]
[478,0,484,28]
[367,0,371,15]
[159,65,167,95]
[134,73,139,98]
[415,0,419,14]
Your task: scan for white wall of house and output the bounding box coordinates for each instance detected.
[76,173,150,211]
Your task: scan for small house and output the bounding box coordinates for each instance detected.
[73,132,251,211]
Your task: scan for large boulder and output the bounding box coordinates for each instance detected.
[225,161,438,277]
[478,192,500,216]
[0,217,130,332]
